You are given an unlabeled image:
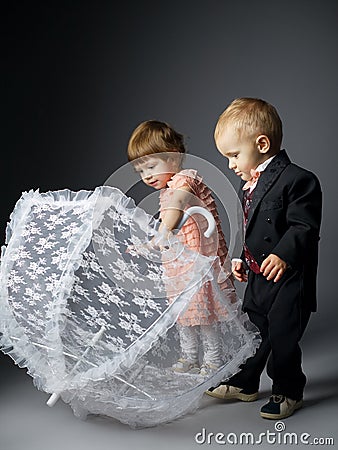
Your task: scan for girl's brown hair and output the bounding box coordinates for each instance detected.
[127,120,186,162]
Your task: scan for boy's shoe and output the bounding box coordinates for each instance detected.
[260,395,303,419]
[205,384,258,402]
[199,363,220,377]
[172,358,200,374]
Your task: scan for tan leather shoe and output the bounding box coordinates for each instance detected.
[205,384,258,401]
[172,358,200,374]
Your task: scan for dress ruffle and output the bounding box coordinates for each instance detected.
[161,169,234,326]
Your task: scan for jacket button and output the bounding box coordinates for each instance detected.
[264,236,271,242]
[261,253,266,258]
[266,218,272,223]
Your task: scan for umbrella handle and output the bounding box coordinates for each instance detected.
[46,325,106,407]
[176,206,216,238]
[46,392,59,407]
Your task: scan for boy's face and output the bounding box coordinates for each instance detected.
[134,155,177,189]
[216,125,267,181]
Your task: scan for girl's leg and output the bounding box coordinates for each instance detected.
[172,325,200,373]
[200,323,223,372]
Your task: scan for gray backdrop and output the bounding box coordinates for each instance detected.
[1,1,337,448]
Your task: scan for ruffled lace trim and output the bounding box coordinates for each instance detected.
[0,187,236,387]
[1,188,102,392]
[62,284,261,428]
[0,186,261,428]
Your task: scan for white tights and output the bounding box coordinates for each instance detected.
[177,323,223,367]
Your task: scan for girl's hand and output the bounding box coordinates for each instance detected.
[125,243,150,255]
[126,240,157,255]
[260,253,288,282]
[126,232,171,255]
[231,259,248,282]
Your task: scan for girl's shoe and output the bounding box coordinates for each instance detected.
[172,358,200,374]
[199,363,219,377]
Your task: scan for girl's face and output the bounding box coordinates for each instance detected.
[134,155,179,189]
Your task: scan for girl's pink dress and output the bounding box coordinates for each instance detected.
[160,169,236,326]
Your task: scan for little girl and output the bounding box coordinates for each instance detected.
[127,120,237,376]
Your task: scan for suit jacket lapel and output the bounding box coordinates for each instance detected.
[245,150,291,229]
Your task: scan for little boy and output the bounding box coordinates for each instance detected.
[207,98,322,419]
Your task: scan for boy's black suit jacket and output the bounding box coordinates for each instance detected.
[239,150,322,312]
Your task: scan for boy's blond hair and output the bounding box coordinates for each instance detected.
[214,98,283,152]
[127,120,186,162]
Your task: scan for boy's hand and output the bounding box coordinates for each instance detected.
[260,254,287,282]
[231,259,248,282]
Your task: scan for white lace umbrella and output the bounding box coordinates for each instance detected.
[0,186,260,428]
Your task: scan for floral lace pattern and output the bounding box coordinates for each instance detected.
[0,186,261,427]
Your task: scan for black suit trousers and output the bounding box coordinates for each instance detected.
[227,269,311,400]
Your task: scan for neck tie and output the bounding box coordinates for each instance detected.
[243,187,261,274]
